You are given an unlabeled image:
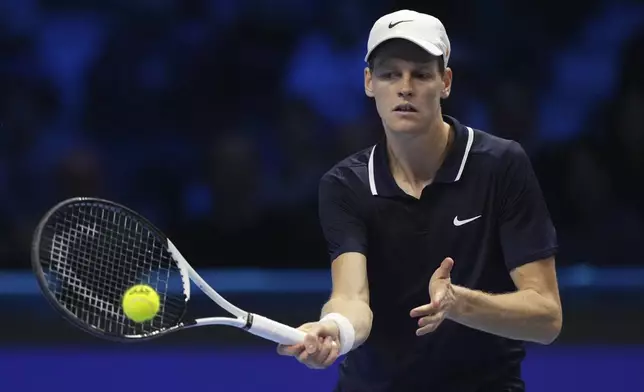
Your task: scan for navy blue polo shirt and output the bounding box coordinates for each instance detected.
[318,115,558,392]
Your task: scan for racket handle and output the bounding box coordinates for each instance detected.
[246,314,306,345]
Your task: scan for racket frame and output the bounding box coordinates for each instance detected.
[31,197,305,345]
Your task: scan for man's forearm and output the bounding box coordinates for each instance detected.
[447,285,562,344]
[321,297,373,349]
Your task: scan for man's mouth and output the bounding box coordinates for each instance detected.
[393,103,418,112]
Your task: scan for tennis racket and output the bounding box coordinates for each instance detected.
[31,197,306,345]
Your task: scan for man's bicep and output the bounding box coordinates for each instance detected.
[331,252,369,304]
[498,142,558,271]
[318,174,368,261]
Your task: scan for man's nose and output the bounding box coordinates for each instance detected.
[397,74,413,98]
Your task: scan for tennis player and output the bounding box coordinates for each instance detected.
[277,9,562,392]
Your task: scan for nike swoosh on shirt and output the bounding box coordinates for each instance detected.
[453,215,482,226]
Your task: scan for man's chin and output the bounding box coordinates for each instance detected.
[384,118,425,134]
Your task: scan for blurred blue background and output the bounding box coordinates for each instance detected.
[1,0,644,390]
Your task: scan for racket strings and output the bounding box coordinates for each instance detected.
[40,201,187,338]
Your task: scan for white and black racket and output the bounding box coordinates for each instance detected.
[31,197,306,345]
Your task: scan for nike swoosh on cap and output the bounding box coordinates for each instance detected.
[388,20,413,28]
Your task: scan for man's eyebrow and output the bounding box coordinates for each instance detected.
[374,59,393,68]
[413,63,435,70]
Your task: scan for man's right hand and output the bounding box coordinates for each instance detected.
[276,320,341,369]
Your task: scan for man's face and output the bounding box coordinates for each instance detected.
[365,40,452,134]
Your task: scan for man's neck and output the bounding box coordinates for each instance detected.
[385,117,453,196]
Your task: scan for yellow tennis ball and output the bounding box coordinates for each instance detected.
[122,284,160,323]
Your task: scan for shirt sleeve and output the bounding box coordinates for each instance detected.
[498,142,558,271]
[318,172,368,262]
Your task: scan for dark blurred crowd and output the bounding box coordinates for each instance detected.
[1,0,643,270]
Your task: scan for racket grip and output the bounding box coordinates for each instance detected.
[247,314,306,345]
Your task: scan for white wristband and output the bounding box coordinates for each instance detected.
[320,312,355,356]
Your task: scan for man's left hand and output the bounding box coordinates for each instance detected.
[410,257,457,336]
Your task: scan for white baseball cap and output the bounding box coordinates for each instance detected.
[365,10,451,67]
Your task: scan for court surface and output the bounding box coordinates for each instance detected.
[2,345,643,391]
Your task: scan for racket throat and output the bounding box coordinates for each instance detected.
[242,312,254,330]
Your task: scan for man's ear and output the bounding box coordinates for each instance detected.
[441,67,453,99]
[365,67,374,98]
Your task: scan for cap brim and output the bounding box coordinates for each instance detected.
[364,35,443,63]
